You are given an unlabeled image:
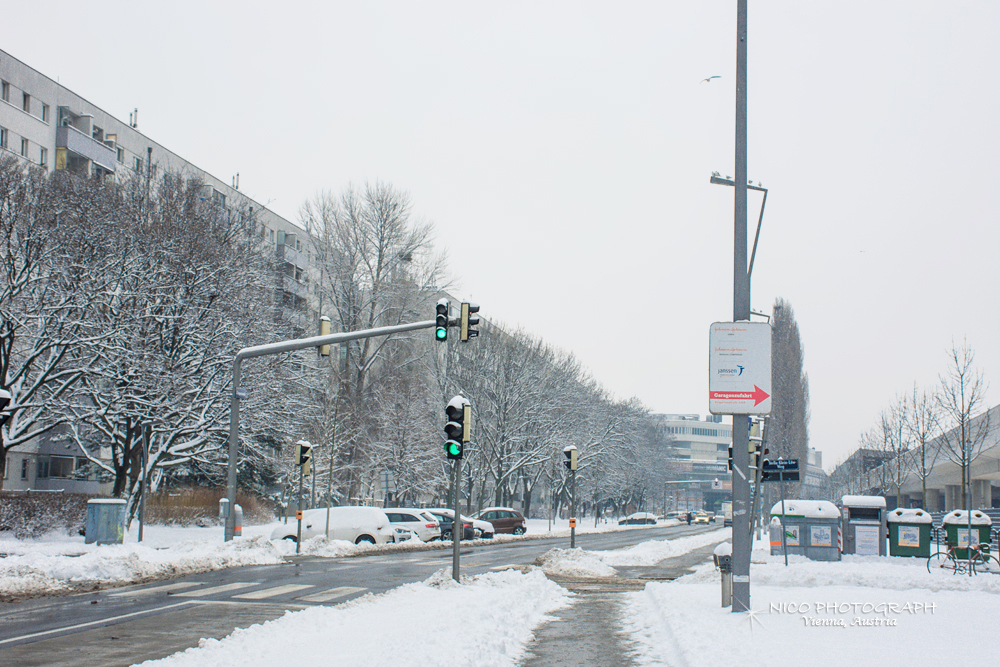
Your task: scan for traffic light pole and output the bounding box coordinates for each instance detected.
[296,463,304,554]
[452,457,463,582]
[570,468,577,549]
[226,319,436,541]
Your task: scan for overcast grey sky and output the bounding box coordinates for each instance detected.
[7,2,999,470]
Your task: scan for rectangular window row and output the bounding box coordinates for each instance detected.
[0,80,49,122]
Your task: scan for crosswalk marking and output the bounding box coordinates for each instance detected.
[232,584,314,600]
[172,582,257,597]
[299,586,366,603]
[110,582,199,597]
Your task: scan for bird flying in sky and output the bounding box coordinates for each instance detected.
[700,75,721,83]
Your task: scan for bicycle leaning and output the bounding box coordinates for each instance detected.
[926,541,1000,575]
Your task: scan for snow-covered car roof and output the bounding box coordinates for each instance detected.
[476,506,521,514]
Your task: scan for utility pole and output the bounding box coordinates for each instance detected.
[731,0,752,613]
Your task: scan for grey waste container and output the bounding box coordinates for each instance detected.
[769,500,842,561]
[841,495,887,556]
[85,499,127,545]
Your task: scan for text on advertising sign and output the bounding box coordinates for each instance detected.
[708,322,772,415]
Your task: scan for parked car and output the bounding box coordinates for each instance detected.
[270,506,396,544]
[425,508,475,540]
[619,512,658,525]
[384,508,442,542]
[472,507,527,535]
[693,512,711,525]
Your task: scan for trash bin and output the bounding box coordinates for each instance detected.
[769,500,842,561]
[219,498,243,536]
[887,508,933,557]
[841,495,887,556]
[85,499,127,545]
[941,510,992,559]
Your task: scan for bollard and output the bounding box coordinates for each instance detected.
[713,542,733,608]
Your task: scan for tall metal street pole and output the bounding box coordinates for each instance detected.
[731,0,752,613]
[570,468,577,549]
[452,458,463,582]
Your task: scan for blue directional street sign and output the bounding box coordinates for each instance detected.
[763,459,799,472]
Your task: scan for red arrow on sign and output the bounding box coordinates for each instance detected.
[710,385,770,406]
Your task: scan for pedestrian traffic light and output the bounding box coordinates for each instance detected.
[436,299,450,342]
[445,396,470,459]
[295,440,313,476]
[728,445,733,471]
[460,302,479,342]
[563,445,578,471]
[760,447,771,481]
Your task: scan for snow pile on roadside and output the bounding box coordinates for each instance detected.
[623,555,1000,667]
[594,528,728,566]
[137,568,571,667]
[0,535,284,598]
[534,547,618,577]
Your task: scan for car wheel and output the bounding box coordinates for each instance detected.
[513,526,525,535]
[355,534,376,545]
[443,529,453,540]
[282,535,297,542]
[482,532,494,539]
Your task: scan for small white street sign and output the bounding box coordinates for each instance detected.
[708,322,772,415]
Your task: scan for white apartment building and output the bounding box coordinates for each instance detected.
[0,49,315,492]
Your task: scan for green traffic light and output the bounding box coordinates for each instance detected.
[436,327,447,340]
[445,442,462,457]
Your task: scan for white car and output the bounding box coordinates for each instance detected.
[270,506,396,545]
[384,508,442,542]
[426,508,494,539]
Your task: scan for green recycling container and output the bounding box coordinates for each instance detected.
[887,508,932,557]
[941,510,993,559]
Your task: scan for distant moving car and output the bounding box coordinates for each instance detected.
[693,512,711,525]
[384,508,442,542]
[472,507,527,535]
[619,512,658,525]
[425,508,476,540]
[270,506,396,544]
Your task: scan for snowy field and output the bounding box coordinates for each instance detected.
[0,515,680,598]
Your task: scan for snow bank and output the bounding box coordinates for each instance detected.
[0,535,284,598]
[942,510,992,526]
[136,569,570,667]
[534,548,618,577]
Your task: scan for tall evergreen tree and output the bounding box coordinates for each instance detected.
[768,298,810,498]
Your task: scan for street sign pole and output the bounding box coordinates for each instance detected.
[570,468,577,549]
[452,458,462,582]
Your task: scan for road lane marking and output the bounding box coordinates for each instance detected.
[110,582,199,597]
[299,586,366,603]
[172,582,257,597]
[0,602,192,646]
[232,584,314,600]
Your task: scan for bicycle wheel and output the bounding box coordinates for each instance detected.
[927,551,953,574]
[973,553,1000,575]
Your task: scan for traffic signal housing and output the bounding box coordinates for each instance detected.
[295,440,313,476]
[760,447,771,481]
[563,445,578,471]
[435,299,450,342]
[460,302,480,342]
[445,396,471,459]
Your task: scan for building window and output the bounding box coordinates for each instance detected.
[21,459,28,480]
[36,458,49,479]
[49,456,75,478]
[41,103,49,122]
[134,156,142,172]
[20,137,28,157]
[1,81,8,103]
[0,127,6,149]
[39,147,47,167]
[22,92,30,113]
[116,146,124,163]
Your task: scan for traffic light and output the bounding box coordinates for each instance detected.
[295,440,313,476]
[435,298,450,342]
[445,395,470,459]
[728,445,733,471]
[460,302,479,342]
[760,447,771,481]
[563,445,578,471]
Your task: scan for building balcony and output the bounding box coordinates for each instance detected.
[276,242,308,271]
[56,126,116,171]
[281,274,310,300]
